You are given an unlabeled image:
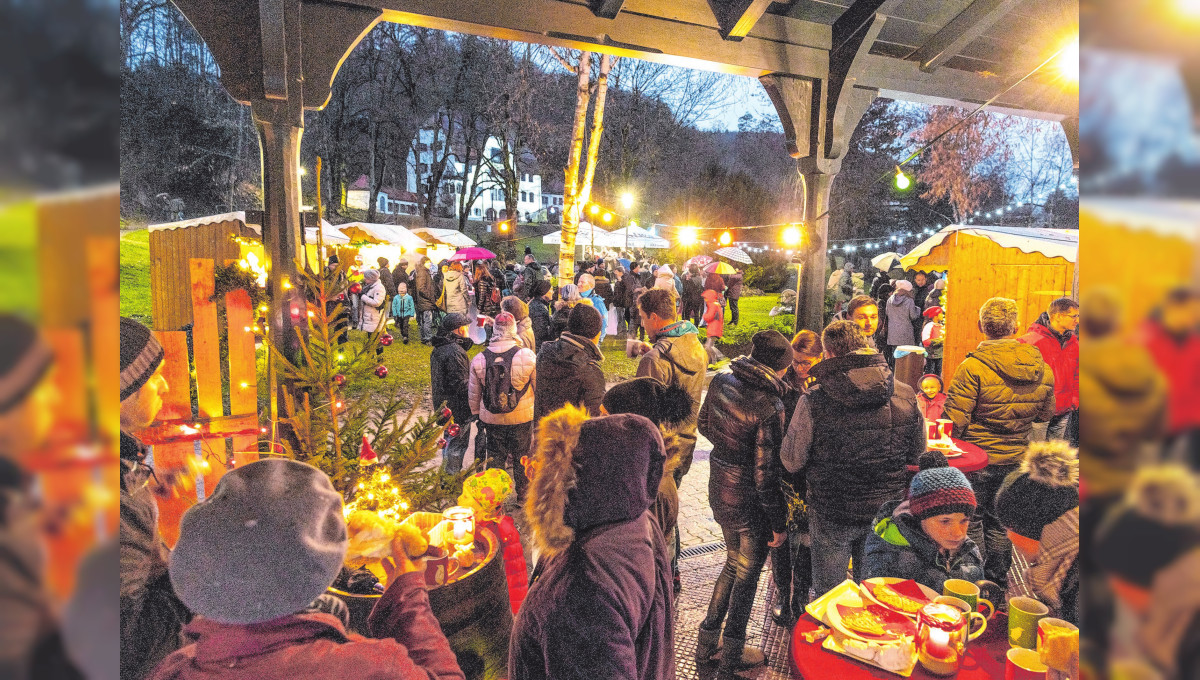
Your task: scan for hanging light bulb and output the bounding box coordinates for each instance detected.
[719,231,732,246]
[893,166,912,190]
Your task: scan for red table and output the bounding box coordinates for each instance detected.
[791,611,1011,679]
[907,438,988,474]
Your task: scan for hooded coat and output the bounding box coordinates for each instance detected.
[1019,312,1079,416]
[528,298,553,349]
[943,339,1056,465]
[430,334,473,424]
[636,322,708,478]
[468,331,537,426]
[442,269,470,315]
[780,351,925,524]
[698,356,789,534]
[357,278,387,333]
[862,499,984,593]
[510,408,674,680]
[533,333,606,423]
[413,265,437,314]
[885,292,920,346]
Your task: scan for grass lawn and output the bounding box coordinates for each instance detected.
[121,229,152,323]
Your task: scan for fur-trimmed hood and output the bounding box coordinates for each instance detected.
[525,405,666,559]
[1021,440,1080,488]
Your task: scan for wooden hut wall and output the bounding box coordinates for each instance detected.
[149,220,256,330]
[936,232,1075,383]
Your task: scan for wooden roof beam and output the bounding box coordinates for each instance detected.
[588,0,626,20]
[706,0,775,41]
[908,0,1026,73]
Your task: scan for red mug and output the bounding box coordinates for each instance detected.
[1006,647,1047,680]
[936,419,954,439]
[926,421,939,441]
[423,546,460,588]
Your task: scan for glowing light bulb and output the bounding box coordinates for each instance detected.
[894,167,912,190]
[782,226,802,246]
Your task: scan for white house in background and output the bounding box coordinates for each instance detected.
[540,193,564,224]
[405,119,543,223]
[345,175,421,216]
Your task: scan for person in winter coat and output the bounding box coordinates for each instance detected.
[594,271,614,309]
[511,405,673,680]
[576,273,609,342]
[357,270,388,344]
[148,459,464,680]
[611,267,630,337]
[628,278,649,341]
[780,320,926,597]
[918,374,948,421]
[726,269,744,326]
[503,264,518,296]
[695,331,794,674]
[681,265,704,326]
[653,264,676,293]
[995,441,1080,623]
[1142,286,1200,466]
[469,312,537,500]
[431,313,475,474]
[391,259,410,297]
[501,296,535,351]
[413,257,438,344]
[441,262,471,315]
[377,257,397,297]
[549,283,581,341]
[911,271,934,310]
[869,269,891,300]
[922,306,945,377]
[528,281,554,350]
[474,265,501,318]
[121,318,191,680]
[863,451,984,593]
[703,270,725,300]
[1020,297,1080,443]
[885,279,921,365]
[533,305,605,424]
[520,256,544,301]
[390,282,415,344]
[701,289,723,363]
[944,296,1055,585]
[925,277,946,311]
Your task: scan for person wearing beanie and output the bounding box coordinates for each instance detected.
[924,277,946,311]
[148,459,464,680]
[357,269,388,341]
[431,312,475,475]
[0,315,55,456]
[576,273,609,342]
[533,304,605,430]
[511,405,673,680]
[469,311,537,500]
[501,295,535,351]
[917,373,947,421]
[693,330,793,673]
[120,316,192,680]
[549,283,581,342]
[995,441,1080,623]
[862,451,984,593]
[922,306,946,377]
[885,278,920,366]
[528,280,554,350]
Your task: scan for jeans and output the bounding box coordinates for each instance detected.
[729,297,740,325]
[441,418,473,474]
[395,315,411,342]
[418,310,434,342]
[483,421,532,500]
[701,524,770,641]
[771,531,813,611]
[809,512,871,597]
[613,306,627,336]
[967,463,1017,586]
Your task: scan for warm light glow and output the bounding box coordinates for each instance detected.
[679,227,698,246]
[240,381,249,389]
[621,192,634,209]
[282,280,292,290]
[602,212,613,223]
[337,353,345,361]
[298,167,307,176]
[783,226,802,246]
[499,221,509,232]
[719,231,732,246]
[589,204,600,216]
[1180,0,1200,17]
[894,167,912,190]
[1054,36,1079,82]
[259,304,268,312]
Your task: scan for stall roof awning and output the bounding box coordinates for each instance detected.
[148,211,261,234]
[610,224,670,249]
[410,227,477,248]
[337,222,427,250]
[1082,198,1200,241]
[305,225,349,244]
[902,225,1078,270]
[542,224,624,248]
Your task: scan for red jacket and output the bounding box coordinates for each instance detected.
[1142,320,1200,433]
[1019,314,1079,416]
[917,392,947,421]
[148,572,464,680]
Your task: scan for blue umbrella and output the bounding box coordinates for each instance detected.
[618,257,631,270]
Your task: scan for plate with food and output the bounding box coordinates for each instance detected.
[859,578,938,618]
[829,602,918,642]
[926,438,963,456]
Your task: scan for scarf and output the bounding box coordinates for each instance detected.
[658,320,698,338]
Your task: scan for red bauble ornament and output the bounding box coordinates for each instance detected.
[349,283,363,294]
[437,438,446,448]
[332,373,346,386]
[379,333,394,346]
[441,407,452,419]
[446,424,461,438]
[273,442,284,454]
[359,435,378,466]
[374,365,389,378]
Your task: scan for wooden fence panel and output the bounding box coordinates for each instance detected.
[226,289,260,466]
[150,330,196,548]
[189,259,228,496]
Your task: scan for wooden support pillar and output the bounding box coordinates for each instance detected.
[796,165,833,333]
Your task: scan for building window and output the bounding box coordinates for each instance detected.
[474,207,481,216]
[418,163,429,174]
[520,191,527,202]
[377,194,388,214]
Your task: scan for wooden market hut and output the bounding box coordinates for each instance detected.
[148,212,353,330]
[900,225,1078,383]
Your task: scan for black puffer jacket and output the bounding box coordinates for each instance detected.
[781,351,925,524]
[533,333,606,423]
[529,298,553,349]
[429,334,473,423]
[698,356,789,534]
[549,305,571,342]
[413,265,437,313]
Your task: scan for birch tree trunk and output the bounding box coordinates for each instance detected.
[559,51,592,287]
[578,54,614,211]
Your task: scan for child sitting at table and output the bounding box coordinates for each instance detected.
[917,373,947,421]
[863,451,984,592]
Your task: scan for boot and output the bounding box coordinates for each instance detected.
[718,635,765,673]
[695,625,721,664]
[771,593,795,627]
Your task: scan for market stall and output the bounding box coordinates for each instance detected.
[541,222,625,250]
[901,226,1078,382]
[412,227,479,265]
[335,221,430,268]
[610,223,671,250]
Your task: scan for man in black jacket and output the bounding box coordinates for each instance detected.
[412,257,438,344]
[528,280,554,350]
[780,320,925,597]
[521,255,543,301]
[533,304,605,425]
[430,313,474,474]
[611,267,628,337]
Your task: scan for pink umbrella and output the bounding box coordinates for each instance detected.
[449,247,497,261]
[686,255,714,268]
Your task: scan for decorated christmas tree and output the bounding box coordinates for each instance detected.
[265,255,472,513]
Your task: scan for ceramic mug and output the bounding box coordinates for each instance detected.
[1008,596,1050,649]
[936,419,954,439]
[933,596,987,640]
[927,420,940,441]
[1006,647,1048,680]
[943,579,995,619]
[423,546,460,588]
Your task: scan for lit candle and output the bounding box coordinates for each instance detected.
[927,627,951,657]
[442,506,475,546]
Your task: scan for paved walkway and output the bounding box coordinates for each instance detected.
[677,430,722,550]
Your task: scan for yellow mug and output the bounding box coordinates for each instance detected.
[933,595,987,641]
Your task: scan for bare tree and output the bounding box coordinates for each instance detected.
[914,106,1014,222]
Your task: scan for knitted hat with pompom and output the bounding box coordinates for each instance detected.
[909,451,977,520]
[994,441,1079,540]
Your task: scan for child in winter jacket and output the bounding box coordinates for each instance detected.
[863,451,985,593]
[390,282,415,344]
[918,374,947,421]
[457,469,528,616]
[701,289,723,361]
[922,306,945,376]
